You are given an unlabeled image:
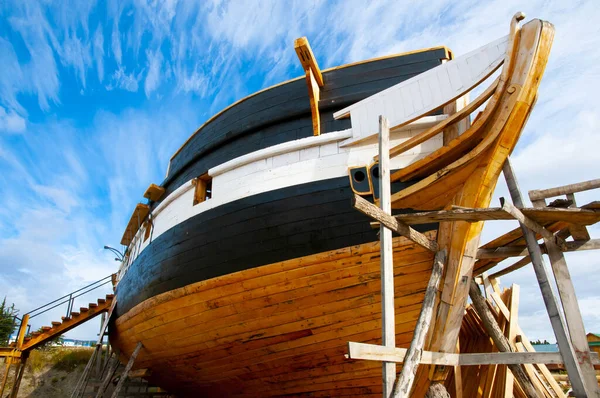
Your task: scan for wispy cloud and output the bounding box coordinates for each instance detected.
[106,67,142,92]
[0,106,26,133]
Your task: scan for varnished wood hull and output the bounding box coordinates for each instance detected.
[112,234,436,397]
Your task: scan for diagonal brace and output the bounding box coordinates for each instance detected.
[352,194,438,252]
[500,197,567,251]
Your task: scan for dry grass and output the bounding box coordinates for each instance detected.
[27,347,93,373]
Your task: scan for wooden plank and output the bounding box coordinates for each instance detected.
[566,194,591,241]
[15,314,29,350]
[347,342,600,366]
[129,368,151,378]
[393,249,446,397]
[381,78,497,161]
[95,352,120,398]
[294,37,324,87]
[502,158,592,397]
[0,357,12,397]
[488,257,531,279]
[505,285,520,398]
[532,200,600,396]
[500,198,567,250]
[8,354,27,398]
[352,194,438,252]
[476,239,600,258]
[143,183,165,202]
[120,203,150,246]
[378,115,395,397]
[489,288,566,398]
[111,342,143,398]
[528,178,600,201]
[443,93,470,145]
[305,68,321,136]
[334,35,508,145]
[468,281,537,397]
[391,206,600,225]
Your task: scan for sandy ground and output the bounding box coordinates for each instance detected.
[0,347,91,398]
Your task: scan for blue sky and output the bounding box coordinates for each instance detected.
[0,0,599,341]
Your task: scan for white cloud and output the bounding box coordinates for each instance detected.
[106,67,141,92]
[144,48,163,97]
[0,106,26,133]
[93,25,105,82]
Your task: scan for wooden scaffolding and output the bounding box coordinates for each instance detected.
[347,116,600,397]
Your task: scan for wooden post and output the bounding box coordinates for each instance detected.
[393,249,446,397]
[15,314,29,350]
[468,281,538,397]
[9,352,28,398]
[379,115,396,397]
[95,351,120,398]
[111,342,143,398]
[0,357,13,397]
[531,201,600,396]
[502,158,592,397]
[71,299,117,398]
[96,313,105,377]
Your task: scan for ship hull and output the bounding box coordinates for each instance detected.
[112,232,436,397]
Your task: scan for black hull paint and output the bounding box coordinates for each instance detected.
[116,177,436,316]
[159,48,449,202]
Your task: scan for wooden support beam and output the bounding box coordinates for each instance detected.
[391,206,600,225]
[346,341,600,366]
[0,357,12,397]
[143,183,165,202]
[488,257,531,279]
[95,351,120,398]
[9,352,28,398]
[442,93,470,145]
[71,298,117,398]
[378,115,396,397]
[529,178,600,201]
[532,200,600,396]
[15,314,29,350]
[294,37,322,136]
[488,287,567,398]
[468,281,538,398]
[393,249,446,397]
[503,158,592,398]
[294,37,324,86]
[128,368,151,378]
[566,194,591,241]
[305,68,321,136]
[476,239,600,258]
[111,342,143,398]
[352,195,438,252]
[499,197,567,250]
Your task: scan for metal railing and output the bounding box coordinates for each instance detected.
[25,274,114,320]
[6,275,115,344]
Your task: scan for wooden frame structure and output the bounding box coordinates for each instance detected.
[342,12,599,398]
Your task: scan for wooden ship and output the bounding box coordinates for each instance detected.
[3,12,600,398]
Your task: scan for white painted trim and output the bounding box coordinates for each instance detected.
[209,130,352,177]
[339,115,448,147]
[334,35,508,146]
[152,180,195,218]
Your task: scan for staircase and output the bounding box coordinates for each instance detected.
[11,294,115,351]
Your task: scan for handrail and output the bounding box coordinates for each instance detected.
[25,274,114,319]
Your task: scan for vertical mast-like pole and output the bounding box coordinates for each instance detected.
[379,115,396,397]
